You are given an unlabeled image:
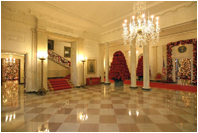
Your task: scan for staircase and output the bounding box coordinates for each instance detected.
[64,74,71,79]
[48,50,73,91]
[48,50,71,68]
[48,75,73,91]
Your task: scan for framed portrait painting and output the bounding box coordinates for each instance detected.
[64,46,71,58]
[48,40,54,50]
[87,59,96,74]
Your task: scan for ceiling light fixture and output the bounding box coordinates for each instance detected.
[122,1,160,47]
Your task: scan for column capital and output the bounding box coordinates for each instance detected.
[103,42,110,45]
[31,28,36,33]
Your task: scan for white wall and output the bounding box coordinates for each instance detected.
[83,39,100,80]
[54,41,71,61]
[48,60,70,78]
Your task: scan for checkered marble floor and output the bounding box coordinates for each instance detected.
[1,81,197,132]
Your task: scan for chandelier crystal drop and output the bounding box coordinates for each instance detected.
[122,1,160,47]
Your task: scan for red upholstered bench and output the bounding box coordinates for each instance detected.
[155,73,162,81]
[86,77,101,86]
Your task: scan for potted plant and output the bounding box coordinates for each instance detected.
[109,51,130,87]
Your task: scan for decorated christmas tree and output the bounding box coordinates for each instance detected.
[109,51,130,81]
[179,59,191,79]
[136,56,151,77]
[136,56,143,77]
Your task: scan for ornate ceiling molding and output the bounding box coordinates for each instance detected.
[100,1,196,36]
[102,1,164,27]
[156,1,195,17]
[39,1,102,27]
[29,10,87,32]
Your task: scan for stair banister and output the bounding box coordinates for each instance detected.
[48,50,71,68]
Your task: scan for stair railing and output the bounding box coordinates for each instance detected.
[48,50,71,68]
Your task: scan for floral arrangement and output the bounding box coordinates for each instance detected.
[136,56,143,76]
[109,51,130,81]
[166,38,197,84]
[48,50,71,68]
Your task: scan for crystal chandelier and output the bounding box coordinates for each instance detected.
[122,1,160,47]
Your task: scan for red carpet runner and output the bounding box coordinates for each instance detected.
[48,77,73,91]
[108,79,197,93]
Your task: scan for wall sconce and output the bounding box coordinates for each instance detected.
[37,51,48,95]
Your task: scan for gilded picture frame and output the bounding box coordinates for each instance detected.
[64,46,71,58]
[87,59,96,74]
[48,40,54,50]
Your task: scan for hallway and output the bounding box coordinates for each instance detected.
[1,81,197,132]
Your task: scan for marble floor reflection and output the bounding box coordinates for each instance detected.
[1,81,197,132]
[176,79,192,86]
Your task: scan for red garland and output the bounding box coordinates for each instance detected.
[109,51,130,81]
[166,38,197,84]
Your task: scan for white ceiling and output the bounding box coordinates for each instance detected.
[40,1,187,26]
[42,1,150,26]
[1,1,193,33]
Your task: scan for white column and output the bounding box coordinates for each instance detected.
[172,57,176,82]
[191,57,193,83]
[153,46,157,80]
[105,43,110,85]
[100,44,105,83]
[130,41,137,88]
[31,28,37,91]
[142,43,151,90]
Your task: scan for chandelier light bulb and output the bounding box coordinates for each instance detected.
[156,21,158,25]
[122,1,160,47]
[123,23,126,27]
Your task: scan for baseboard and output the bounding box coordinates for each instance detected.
[25,91,37,93]
[48,77,64,79]
[130,86,138,89]
[104,82,111,85]
[142,87,151,91]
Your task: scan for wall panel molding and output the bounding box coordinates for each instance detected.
[1,32,25,42]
